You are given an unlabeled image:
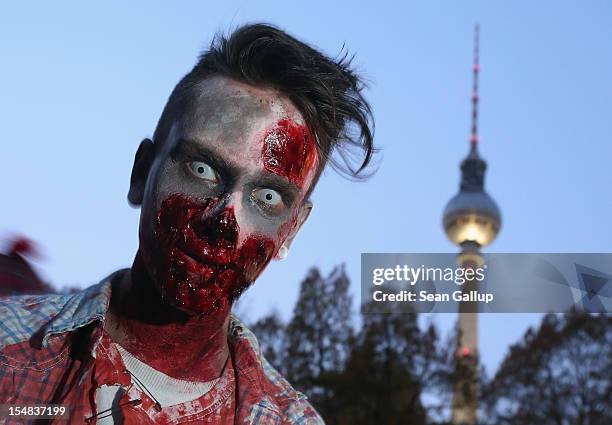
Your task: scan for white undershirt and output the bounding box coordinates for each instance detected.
[95,343,219,425]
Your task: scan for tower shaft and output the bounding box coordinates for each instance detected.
[451,245,481,424]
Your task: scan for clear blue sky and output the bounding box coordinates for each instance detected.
[1,1,611,375]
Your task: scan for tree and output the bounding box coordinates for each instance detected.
[484,312,612,425]
[251,266,451,424]
[284,265,354,419]
[328,304,443,425]
[284,265,354,389]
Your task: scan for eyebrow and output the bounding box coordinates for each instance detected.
[171,139,238,177]
[172,138,302,196]
[254,171,301,199]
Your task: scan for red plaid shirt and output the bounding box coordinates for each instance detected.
[0,271,324,424]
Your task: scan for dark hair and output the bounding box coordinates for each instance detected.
[153,23,375,181]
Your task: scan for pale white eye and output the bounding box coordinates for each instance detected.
[187,161,218,182]
[253,188,283,207]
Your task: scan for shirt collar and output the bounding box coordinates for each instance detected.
[42,271,117,346]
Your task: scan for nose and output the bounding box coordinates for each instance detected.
[193,192,240,248]
[200,207,239,245]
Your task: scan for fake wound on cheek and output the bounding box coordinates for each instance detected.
[261,119,318,187]
[154,194,276,314]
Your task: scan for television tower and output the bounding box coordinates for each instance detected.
[442,25,501,425]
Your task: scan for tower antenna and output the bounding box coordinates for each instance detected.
[470,24,480,148]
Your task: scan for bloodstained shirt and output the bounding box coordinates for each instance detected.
[90,328,235,424]
[0,271,324,424]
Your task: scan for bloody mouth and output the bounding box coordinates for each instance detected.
[153,193,275,314]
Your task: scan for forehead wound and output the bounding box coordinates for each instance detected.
[262,119,318,187]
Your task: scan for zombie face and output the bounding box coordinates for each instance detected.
[129,76,319,315]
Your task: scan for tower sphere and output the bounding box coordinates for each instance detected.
[443,188,501,247]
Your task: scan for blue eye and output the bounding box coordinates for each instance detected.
[253,188,283,207]
[187,161,218,182]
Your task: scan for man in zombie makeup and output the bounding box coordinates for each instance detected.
[0,24,374,424]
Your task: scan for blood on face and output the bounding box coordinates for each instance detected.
[153,194,275,315]
[261,118,318,188]
[150,118,318,315]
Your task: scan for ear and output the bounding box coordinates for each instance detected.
[128,139,155,207]
[276,200,313,260]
